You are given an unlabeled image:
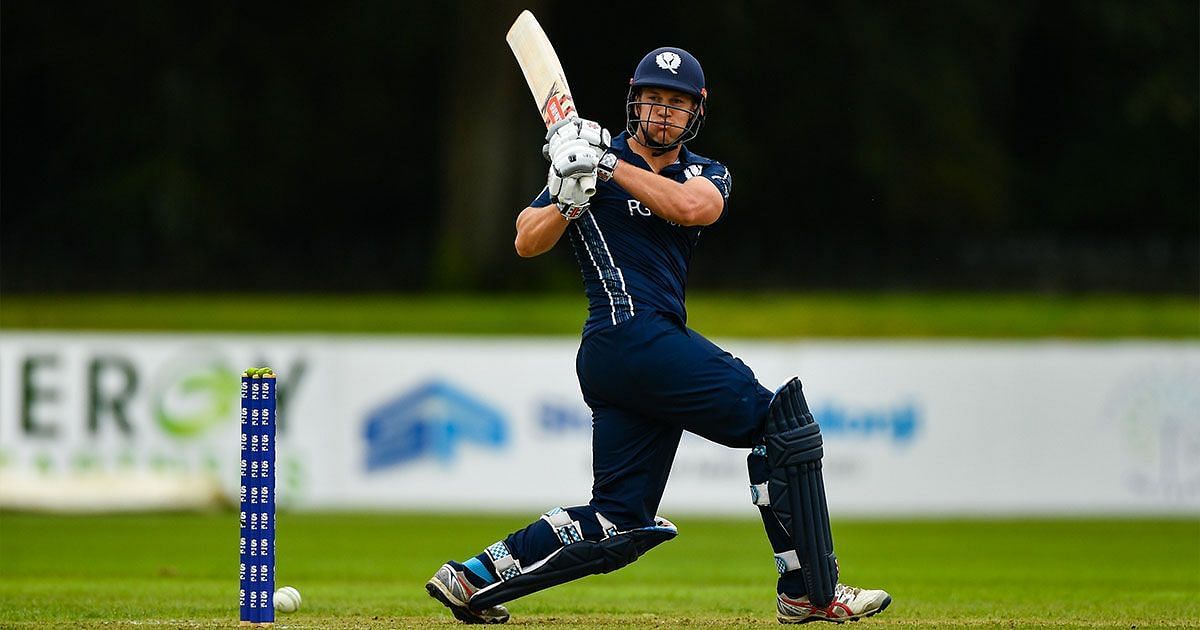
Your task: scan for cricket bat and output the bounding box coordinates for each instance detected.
[506,10,596,195]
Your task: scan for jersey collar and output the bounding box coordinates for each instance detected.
[612,131,696,174]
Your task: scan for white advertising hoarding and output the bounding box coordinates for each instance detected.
[0,332,1196,515]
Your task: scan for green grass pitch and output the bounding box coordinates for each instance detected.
[1,512,1197,628]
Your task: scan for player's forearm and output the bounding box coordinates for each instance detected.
[612,162,719,226]
[514,205,569,257]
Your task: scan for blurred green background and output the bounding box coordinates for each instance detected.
[1,292,1196,337]
[2,0,1197,299]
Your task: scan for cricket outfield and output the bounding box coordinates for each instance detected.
[1,292,1196,338]
[0,512,1197,628]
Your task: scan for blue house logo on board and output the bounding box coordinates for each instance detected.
[812,402,920,446]
[363,379,508,471]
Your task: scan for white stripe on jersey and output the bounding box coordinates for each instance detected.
[586,213,635,320]
[573,222,619,326]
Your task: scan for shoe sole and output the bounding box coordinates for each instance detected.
[425,578,509,624]
[778,595,892,624]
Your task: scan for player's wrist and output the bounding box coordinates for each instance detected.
[556,201,589,221]
[596,150,618,182]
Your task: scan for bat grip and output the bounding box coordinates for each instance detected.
[577,174,596,197]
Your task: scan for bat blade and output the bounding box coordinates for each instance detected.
[506,10,578,128]
[506,10,595,196]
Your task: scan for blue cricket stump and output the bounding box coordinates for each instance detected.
[240,367,276,626]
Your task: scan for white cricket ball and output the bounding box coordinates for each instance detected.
[273,585,302,613]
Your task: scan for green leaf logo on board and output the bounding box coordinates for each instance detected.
[154,354,239,438]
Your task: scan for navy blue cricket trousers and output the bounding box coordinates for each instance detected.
[576,311,775,530]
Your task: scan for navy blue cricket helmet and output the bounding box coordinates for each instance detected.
[625,47,707,151]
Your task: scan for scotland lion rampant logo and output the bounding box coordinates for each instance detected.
[655,52,682,74]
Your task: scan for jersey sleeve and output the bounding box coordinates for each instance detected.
[699,162,732,222]
[701,162,732,204]
[531,186,553,208]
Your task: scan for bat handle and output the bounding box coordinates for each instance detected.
[577,174,597,197]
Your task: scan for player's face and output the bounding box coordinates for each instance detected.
[635,87,697,146]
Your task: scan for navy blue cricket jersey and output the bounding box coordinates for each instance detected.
[533,131,732,338]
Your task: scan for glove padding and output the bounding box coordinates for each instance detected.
[545,117,611,156]
[549,141,598,180]
[543,118,610,179]
[547,164,593,212]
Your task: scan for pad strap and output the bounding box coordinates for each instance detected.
[541,507,584,545]
[750,483,770,506]
[749,444,771,506]
[485,541,522,581]
[774,550,801,574]
[595,512,620,539]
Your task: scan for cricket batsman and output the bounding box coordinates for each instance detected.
[427,46,892,625]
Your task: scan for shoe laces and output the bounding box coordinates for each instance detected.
[834,584,861,602]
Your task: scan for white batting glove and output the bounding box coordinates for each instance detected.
[549,140,599,180]
[545,118,610,155]
[547,165,593,217]
[543,118,611,177]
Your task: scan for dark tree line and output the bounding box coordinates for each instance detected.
[3,1,1196,293]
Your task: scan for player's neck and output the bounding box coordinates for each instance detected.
[629,134,682,173]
